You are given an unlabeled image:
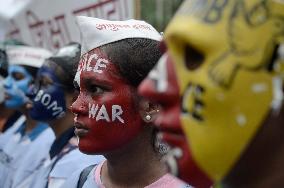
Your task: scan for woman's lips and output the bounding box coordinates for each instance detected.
[74,121,89,137]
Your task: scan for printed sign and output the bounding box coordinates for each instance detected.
[1,0,135,51]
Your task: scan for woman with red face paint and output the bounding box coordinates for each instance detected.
[62,17,189,188]
[139,0,284,187]
[9,43,104,188]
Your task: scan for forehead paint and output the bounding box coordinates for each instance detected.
[4,65,33,108]
[29,66,66,121]
[147,54,168,92]
[75,50,109,87]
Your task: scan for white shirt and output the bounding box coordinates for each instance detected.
[1,122,55,188]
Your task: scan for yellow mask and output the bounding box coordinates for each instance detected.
[164,0,284,182]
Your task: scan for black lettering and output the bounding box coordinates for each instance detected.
[203,0,228,23]
[181,83,205,121]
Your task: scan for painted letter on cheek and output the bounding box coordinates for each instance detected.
[88,103,124,123]
[34,90,44,102]
[89,103,99,119]
[41,94,51,106]
[47,101,64,116]
[96,104,110,122]
[112,105,124,124]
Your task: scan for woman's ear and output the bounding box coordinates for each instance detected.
[139,98,160,123]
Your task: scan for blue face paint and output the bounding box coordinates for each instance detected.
[4,65,33,108]
[29,66,66,121]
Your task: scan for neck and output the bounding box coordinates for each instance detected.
[0,104,14,118]
[101,126,167,188]
[20,108,38,133]
[223,106,284,188]
[0,104,15,131]
[49,111,74,138]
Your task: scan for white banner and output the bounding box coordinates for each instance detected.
[2,0,135,51]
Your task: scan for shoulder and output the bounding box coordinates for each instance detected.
[147,173,192,188]
[59,168,82,188]
[36,124,55,140]
[29,125,55,148]
[50,149,104,178]
[61,163,101,188]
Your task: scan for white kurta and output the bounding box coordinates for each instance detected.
[13,136,104,188]
[0,121,55,188]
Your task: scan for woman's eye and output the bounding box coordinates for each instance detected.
[86,83,104,95]
[90,86,104,94]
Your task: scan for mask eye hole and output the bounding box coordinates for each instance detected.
[184,45,204,71]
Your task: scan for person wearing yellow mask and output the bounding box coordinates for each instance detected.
[139,0,284,187]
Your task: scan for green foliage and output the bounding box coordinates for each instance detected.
[140,0,183,32]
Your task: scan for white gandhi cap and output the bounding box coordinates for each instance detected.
[76,16,162,55]
[6,45,52,68]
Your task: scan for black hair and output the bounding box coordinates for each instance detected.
[100,38,162,87]
[101,38,163,154]
[0,49,8,77]
[22,65,38,78]
[0,39,27,77]
[47,42,81,92]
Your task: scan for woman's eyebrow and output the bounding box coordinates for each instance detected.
[82,77,112,90]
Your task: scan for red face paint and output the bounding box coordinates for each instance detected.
[138,52,212,187]
[72,48,143,154]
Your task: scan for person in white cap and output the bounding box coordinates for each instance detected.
[11,42,104,188]
[0,44,55,187]
[62,16,189,188]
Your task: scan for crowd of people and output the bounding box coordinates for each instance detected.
[0,0,284,187]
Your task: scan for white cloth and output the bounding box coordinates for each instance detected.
[0,123,55,188]
[76,16,162,55]
[13,139,104,188]
[0,115,26,147]
[6,45,52,68]
[7,127,55,188]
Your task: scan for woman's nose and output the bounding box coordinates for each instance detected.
[4,77,12,89]
[71,94,88,116]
